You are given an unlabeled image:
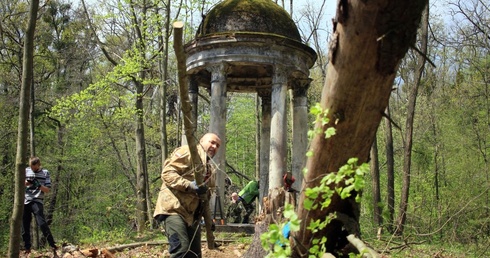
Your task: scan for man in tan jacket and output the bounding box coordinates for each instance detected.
[154,133,221,258]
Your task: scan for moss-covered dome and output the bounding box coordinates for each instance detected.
[198,0,301,41]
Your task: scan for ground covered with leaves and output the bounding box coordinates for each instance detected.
[16,231,474,258]
[22,241,472,258]
[115,242,247,258]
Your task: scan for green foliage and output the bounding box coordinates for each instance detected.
[260,204,297,258]
[226,94,257,181]
[2,0,490,256]
[79,226,131,245]
[261,157,368,258]
[261,105,368,257]
[304,158,367,257]
[306,103,336,158]
[307,103,336,140]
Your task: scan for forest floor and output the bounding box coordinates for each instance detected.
[23,240,470,258]
[18,230,472,258]
[22,239,248,258]
[113,241,247,258]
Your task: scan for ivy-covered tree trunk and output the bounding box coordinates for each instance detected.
[291,0,427,256]
[8,0,39,257]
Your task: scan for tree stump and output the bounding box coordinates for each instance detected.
[243,187,297,256]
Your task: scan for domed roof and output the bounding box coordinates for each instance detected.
[198,0,301,41]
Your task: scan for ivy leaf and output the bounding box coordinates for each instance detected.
[340,184,355,199]
[289,219,300,232]
[304,198,314,210]
[324,127,336,138]
[306,150,314,157]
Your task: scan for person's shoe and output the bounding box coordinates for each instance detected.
[23,249,31,257]
[52,246,59,258]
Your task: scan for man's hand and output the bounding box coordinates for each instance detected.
[189,181,208,195]
[27,178,41,190]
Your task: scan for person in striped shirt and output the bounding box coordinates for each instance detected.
[22,156,57,256]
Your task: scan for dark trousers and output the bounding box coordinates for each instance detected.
[162,215,201,258]
[242,202,255,224]
[22,201,56,250]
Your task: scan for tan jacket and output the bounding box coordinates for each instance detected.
[153,144,216,226]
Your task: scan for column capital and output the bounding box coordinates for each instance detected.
[292,78,312,97]
[206,62,230,81]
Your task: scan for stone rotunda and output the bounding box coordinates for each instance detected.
[184,0,317,214]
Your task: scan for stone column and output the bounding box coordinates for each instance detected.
[208,63,228,218]
[258,90,271,204]
[292,81,310,192]
[269,65,288,189]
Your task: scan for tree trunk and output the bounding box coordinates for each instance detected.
[291,1,427,256]
[29,76,35,157]
[135,79,149,233]
[128,0,150,233]
[8,0,39,256]
[255,94,260,181]
[429,108,441,237]
[46,124,63,224]
[159,0,171,164]
[46,121,63,228]
[395,3,429,235]
[29,74,40,249]
[384,106,395,233]
[370,136,382,227]
[173,21,216,249]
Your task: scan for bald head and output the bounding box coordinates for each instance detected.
[231,192,238,202]
[200,133,221,158]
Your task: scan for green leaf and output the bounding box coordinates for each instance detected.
[324,127,336,138]
[304,198,314,210]
[306,150,314,157]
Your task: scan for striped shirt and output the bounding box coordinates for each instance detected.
[24,167,51,205]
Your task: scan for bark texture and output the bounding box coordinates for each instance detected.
[8,0,39,257]
[384,106,395,233]
[173,21,216,249]
[292,0,427,256]
[370,137,382,226]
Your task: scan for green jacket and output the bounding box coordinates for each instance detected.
[239,180,259,204]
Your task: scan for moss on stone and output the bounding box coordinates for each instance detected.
[198,0,300,41]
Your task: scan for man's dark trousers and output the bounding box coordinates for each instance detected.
[22,201,56,250]
[163,215,201,258]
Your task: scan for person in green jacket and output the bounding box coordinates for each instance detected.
[238,180,259,223]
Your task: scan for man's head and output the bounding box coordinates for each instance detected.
[231,192,238,202]
[200,133,221,158]
[29,157,41,172]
